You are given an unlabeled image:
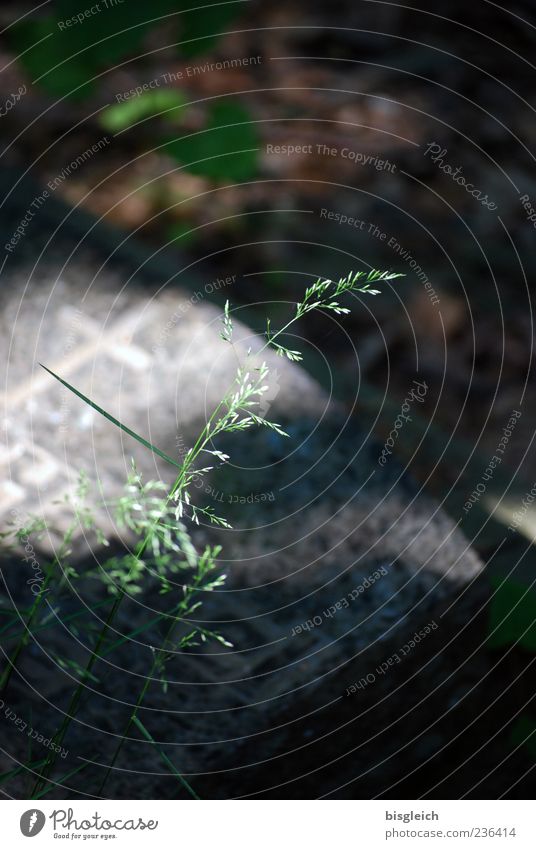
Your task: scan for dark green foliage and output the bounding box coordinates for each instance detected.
[488,576,536,652]
[10,2,242,98]
[180,1,242,57]
[165,101,258,181]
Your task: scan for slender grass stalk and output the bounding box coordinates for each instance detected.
[0,759,46,787]
[31,463,195,795]
[30,511,168,795]
[96,546,223,794]
[96,653,157,796]
[2,598,112,642]
[26,705,33,797]
[0,605,32,623]
[1,504,92,690]
[31,761,89,800]
[0,573,53,692]
[100,596,191,657]
[31,588,126,796]
[132,716,200,800]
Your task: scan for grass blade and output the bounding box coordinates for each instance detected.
[0,573,52,691]
[40,364,182,470]
[1,598,112,641]
[31,761,89,800]
[0,759,46,787]
[132,715,200,799]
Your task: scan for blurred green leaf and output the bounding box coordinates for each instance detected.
[100,89,186,132]
[10,1,179,99]
[55,1,153,63]
[180,1,240,57]
[488,576,536,651]
[166,220,198,246]
[10,18,95,99]
[165,100,258,181]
